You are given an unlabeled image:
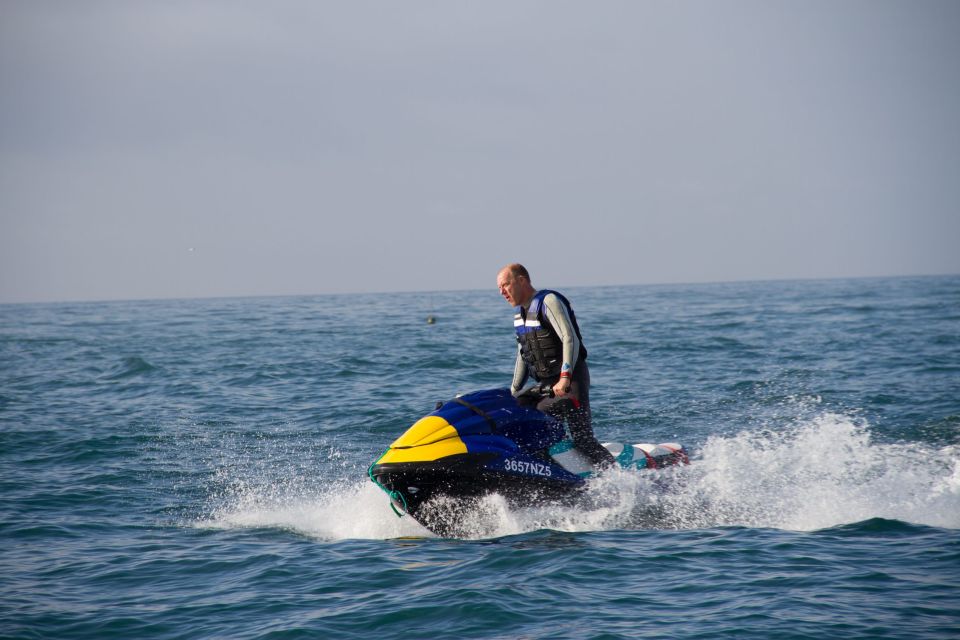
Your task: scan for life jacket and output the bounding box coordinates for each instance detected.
[514,290,588,381]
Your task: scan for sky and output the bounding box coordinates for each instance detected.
[2,0,959,304]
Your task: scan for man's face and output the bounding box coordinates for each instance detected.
[497,270,525,307]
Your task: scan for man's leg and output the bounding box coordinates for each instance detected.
[539,363,616,469]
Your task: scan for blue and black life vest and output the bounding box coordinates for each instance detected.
[514,290,588,381]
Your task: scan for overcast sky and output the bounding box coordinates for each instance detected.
[2,1,958,303]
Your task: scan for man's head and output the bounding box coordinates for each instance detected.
[497,263,535,307]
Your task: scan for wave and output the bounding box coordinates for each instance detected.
[101,356,159,380]
[199,413,960,540]
[202,478,433,540]
[667,413,960,532]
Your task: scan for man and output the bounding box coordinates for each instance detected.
[496,263,616,470]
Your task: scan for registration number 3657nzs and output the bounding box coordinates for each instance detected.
[503,458,552,477]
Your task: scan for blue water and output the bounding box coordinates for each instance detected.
[2,276,959,639]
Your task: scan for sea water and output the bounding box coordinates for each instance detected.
[2,275,958,639]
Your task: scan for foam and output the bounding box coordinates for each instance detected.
[666,413,960,531]
[200,413,960,539]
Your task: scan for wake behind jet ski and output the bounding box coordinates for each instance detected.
[368,387,688,536]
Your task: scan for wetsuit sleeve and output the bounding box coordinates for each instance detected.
[511,345,528,395]
[542,293,580,375]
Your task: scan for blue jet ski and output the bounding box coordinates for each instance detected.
[369,387,688,536]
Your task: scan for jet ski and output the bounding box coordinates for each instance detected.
[368,387,688,536]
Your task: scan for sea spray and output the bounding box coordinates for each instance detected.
[206,479,432,539]
[665,412,960,531]
[202,411,960,540]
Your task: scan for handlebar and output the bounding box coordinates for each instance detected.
[516,383,556,402]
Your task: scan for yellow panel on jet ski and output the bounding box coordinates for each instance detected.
[390,415,461,448]
[378,415,468,464]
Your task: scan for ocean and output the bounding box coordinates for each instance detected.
[2,275,958,639]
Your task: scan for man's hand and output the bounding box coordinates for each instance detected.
[552,377,572,397]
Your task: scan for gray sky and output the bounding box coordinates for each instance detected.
[2,1,959,303]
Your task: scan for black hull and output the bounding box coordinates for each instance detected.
[370,455,584,536]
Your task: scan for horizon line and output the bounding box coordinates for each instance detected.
[1,271,957,307]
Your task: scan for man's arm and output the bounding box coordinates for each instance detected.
[542,293,580,377]
[511,345,528,395]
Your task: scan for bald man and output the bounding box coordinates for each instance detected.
[497,263,615,470]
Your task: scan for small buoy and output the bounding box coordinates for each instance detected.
[426,315,436,324]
